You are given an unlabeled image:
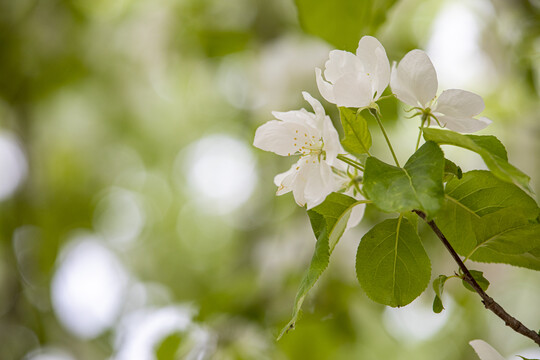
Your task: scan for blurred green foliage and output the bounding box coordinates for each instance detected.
[295,0,398,51]
[0,0,539,359]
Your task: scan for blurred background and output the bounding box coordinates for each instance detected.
[0,0,539,359]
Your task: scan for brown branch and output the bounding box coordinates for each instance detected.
[413,210,540,346]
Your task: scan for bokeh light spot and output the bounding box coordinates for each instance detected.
[180,135,256,214]
[383,295,452,343]
[94,188,146,246]
[51,235,129,339]
[0,133,27,201]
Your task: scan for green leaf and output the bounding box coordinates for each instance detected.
[466,208,540,269]
[278,193,367,339]
[461,270,490,292]
[437,171,540,270]
[432,295,444,314]
[363,141,445,217]
[294,0,399,52]
[339,107,372,156]
[403,211,419,234]
[432,275,448,313]
[443,158,462,182]
[423,128,531,192]
[356,217,431,307]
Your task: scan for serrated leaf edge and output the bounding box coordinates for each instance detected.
[277,199,369,340]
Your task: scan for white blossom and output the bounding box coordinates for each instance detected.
[253,92,342,209]
[469,340,505,360]
[316,36,390,108]
[391,49,491,133]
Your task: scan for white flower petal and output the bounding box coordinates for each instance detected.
[391,62,418,107]
[291,160,309,207]
[477,116,492,127]
[434,89,485,117]
[372,47,391,100]
[322,116,341,165]
[324,50,363,83]
[254,120,317,156]
[391,49,438,108]
[303,159,336,209]
[332,73,373,108]
[302,91,326,124]
[436,114,491,133]
[273,164,296,195]
[356,36,390,100]
[346,202,366,231]
[315,67,336,104]
[342,189,366,231]
[469,340,505,360]
[272,110,312,125]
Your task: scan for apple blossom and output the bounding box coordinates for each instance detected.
[253,92,343,209]
[469,340,505,360]
[316,36,390,108]
[391,49,491,133]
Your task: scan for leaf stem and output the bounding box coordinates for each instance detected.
[415,113,429,151]
[337,154,364,171]
[413,209,540,346]
[369,108,400,167]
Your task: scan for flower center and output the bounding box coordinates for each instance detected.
[292,131,324,157]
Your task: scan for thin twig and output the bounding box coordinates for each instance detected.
[337,154,364,171]
[369,108,400,167]
[413,209,540,346]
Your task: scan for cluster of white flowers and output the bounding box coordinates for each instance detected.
[254,36,491,222]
